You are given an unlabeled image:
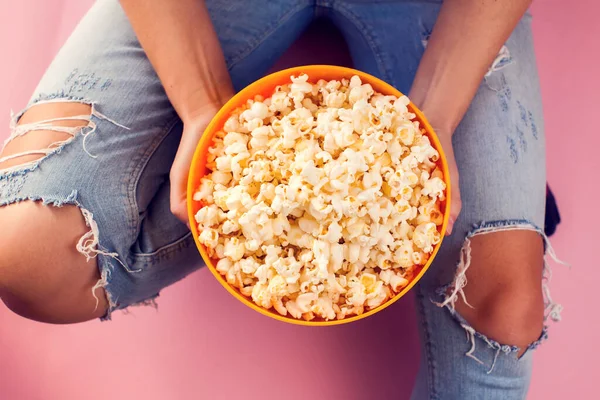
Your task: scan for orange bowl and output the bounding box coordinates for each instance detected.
[187,65,451,326]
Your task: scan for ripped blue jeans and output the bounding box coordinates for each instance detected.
[0,1,561,399]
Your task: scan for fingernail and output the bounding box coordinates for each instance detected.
[446,218,455,235]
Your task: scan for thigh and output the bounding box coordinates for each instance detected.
[0,0,315,317]
[328,0,442,94]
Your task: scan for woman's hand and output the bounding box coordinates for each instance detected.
[121,0,234,225]
[407,0,531,234]
[168,108,221,225]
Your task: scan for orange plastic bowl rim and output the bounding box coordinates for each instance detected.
[187,65,451,326]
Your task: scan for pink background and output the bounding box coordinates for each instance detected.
[0,1,598,399]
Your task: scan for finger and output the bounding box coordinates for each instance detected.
[174,203,189,226]
[170,195,189,225]
[445,165,461,235]
[170,162,192,225]
[169,169,187,222]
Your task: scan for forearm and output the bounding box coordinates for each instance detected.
[120,0,233,122]
[409,0,532,133]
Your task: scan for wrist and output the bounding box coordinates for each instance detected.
[178,86,233,126]
[409,89,459,136]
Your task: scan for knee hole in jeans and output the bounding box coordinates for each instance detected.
[441,227,547,357]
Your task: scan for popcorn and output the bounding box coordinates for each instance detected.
[215,155,232,172]
[296,292,317,312]
[195,205,219,227]
[421,176,447,200]
[216,258,233,275]
[324,91,346,108]
[270,298,286,316]
[394,240,414,268]
[211,171,232,186]
[267,275,288,297]
[413,222,441,253]
[285,299,304,319]
[223,237,246,262]
[312,295,336,320]
[238,257,260,274]
[252,283,272,309]
[321,221,342,243]
[198,228,219,248]
[223,131,249,147]
[298,215,319,235]
[193,74,446,321]
[390,273,409,292]
[193,178,214,202]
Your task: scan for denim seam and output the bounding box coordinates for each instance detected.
[226,1,313,70]
[327,2,393,85]
[131,231,194,264]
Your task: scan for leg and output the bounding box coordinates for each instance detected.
[331,2,559,398]
[0,102,109,324]
[0,201,108,324]
[0,0,315,323]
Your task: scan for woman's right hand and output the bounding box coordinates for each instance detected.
[120,0,234,225]
[169,105,228,225]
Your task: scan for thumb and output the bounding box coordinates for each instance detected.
[445,164,462,235]
[170,120,212,226]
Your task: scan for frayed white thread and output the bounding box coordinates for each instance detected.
[463,323,505,374]
[76,208,140,311]
[0,117,87,174]
[542,234,570,268]
[540,234,568,322]
[485,45,512,77]
[93,108,129,130]
[488,349,500,375]
[464,325,484,365]
[5,113,90,146]
[543,282,563,322]
[80,107,131,159]
[91,268,114,312]
[436,237,473,310]
[77,208,102,259]
[2,102,130,166]
[77,208,139,272]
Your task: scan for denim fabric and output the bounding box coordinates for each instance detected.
[0,1,555,398]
